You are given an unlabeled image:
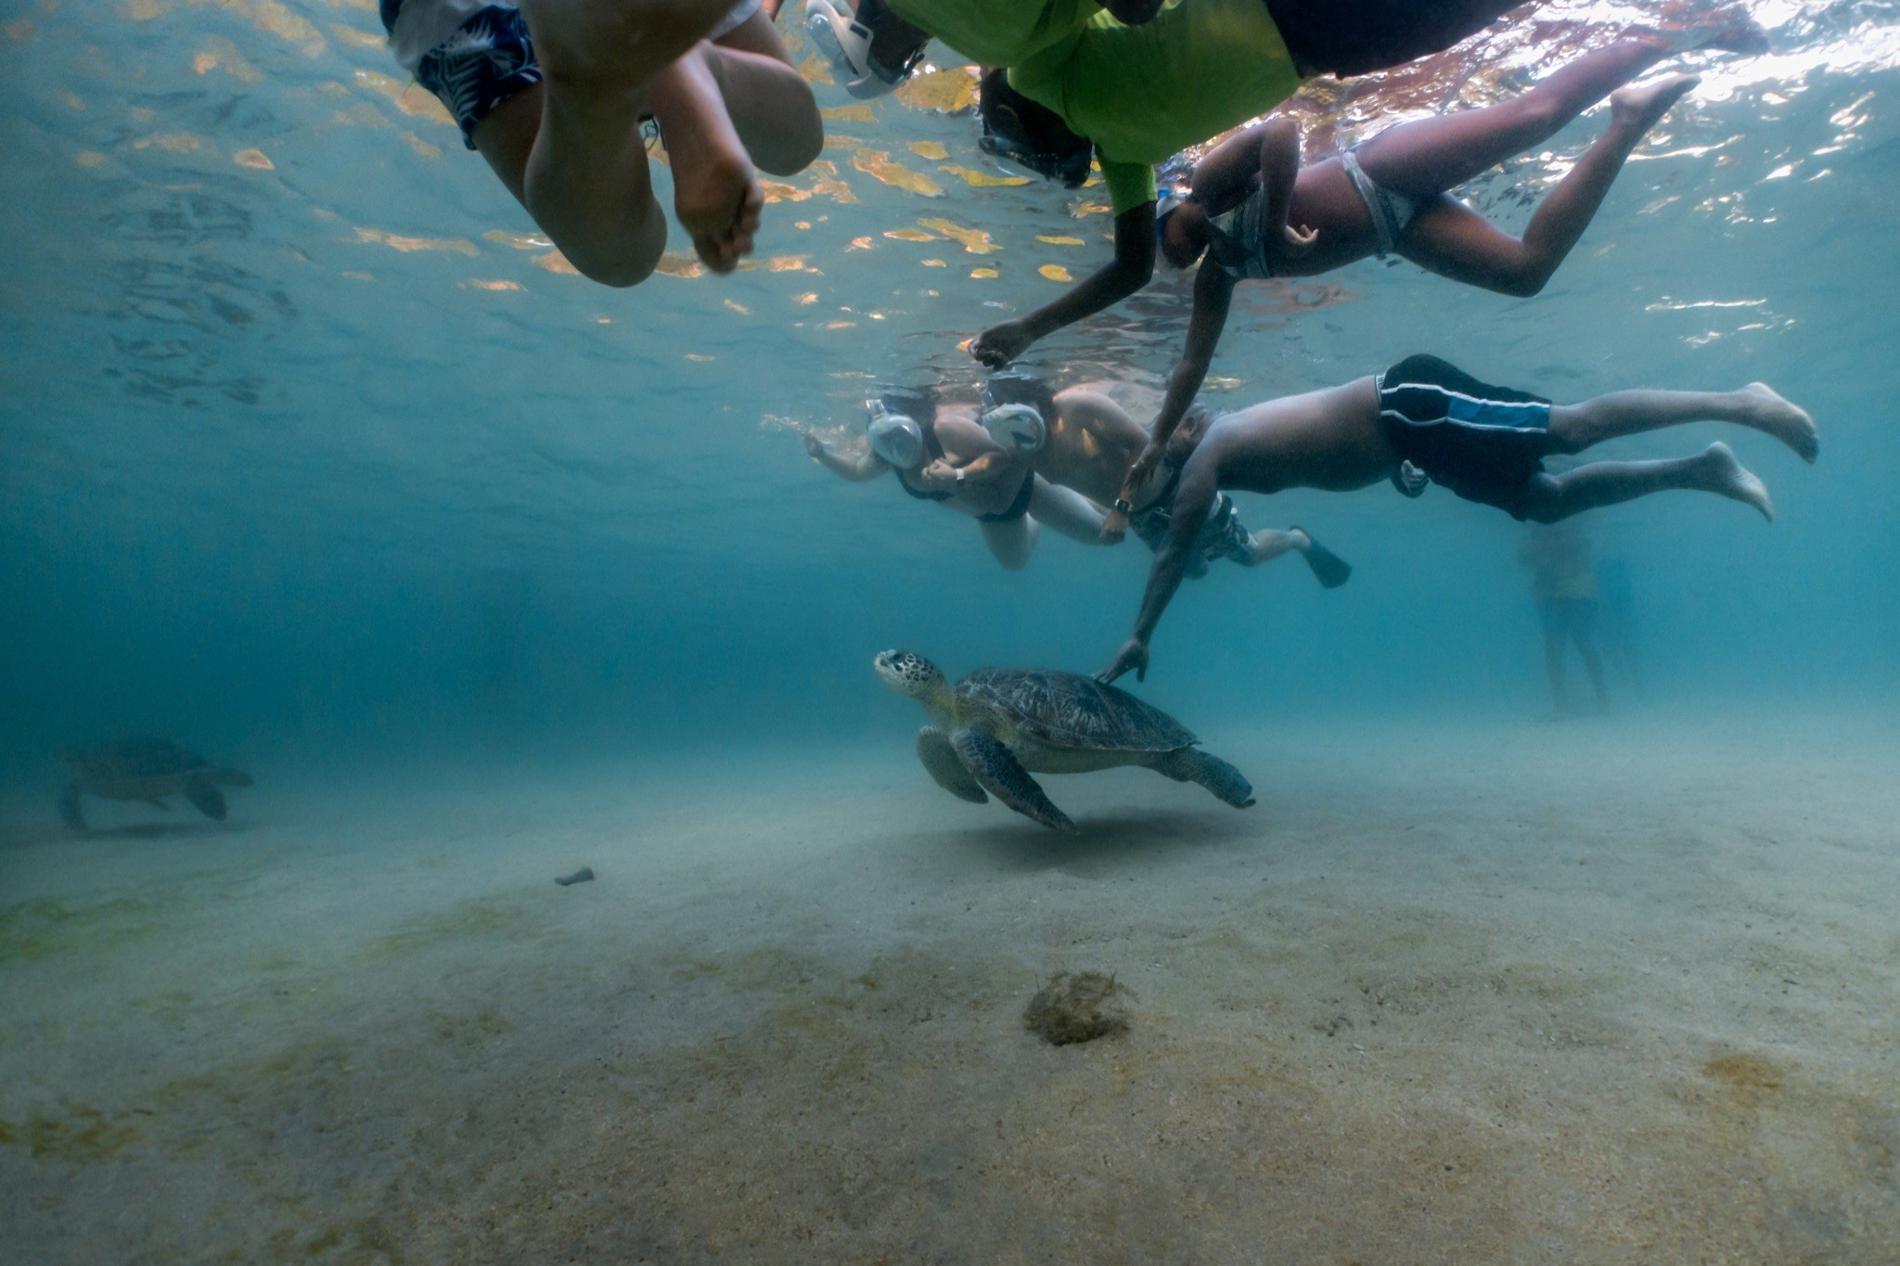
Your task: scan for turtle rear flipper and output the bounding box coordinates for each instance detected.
[917,727,987,804]
[58,784,86,832]
[952,728,1075,833]
[183,776,228,821]
[1155,748,1256,809]
[213,768,254,788]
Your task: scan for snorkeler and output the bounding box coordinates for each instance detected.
[1102,29,1765,531]
[980,371,1353,587]
[801,1,1544,346]
[802,386,1110,570]
[380,0,822,284]
[1098,355,1819,683]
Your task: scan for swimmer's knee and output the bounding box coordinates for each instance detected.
[1522,476,1567,523]
[756,107,825,176]
[573,240,663,288]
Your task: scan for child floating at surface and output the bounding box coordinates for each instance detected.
[1102,20,1767,534]
[1098,356,1818,685]
[380,0,822,285]
[801,0,1544,360]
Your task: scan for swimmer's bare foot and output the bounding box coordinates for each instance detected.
[1737,382,1819,462]
[1611,73,1699,134]
[651,47,763,273]
[518,0,725,88]
[1701,441,1775,521]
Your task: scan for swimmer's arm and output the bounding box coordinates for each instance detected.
[1254,117,1303,241]
[1189,124,1270,212]
[804,432,885,481]
[1053,389,1147,448]
[1101,455,1219,683]
[929,417,1019,489]
[973,204,1156,367]
[1110,263,1233,515]
[1154,263,1235,453]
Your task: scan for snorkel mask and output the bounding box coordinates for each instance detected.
[978,69,1094,188]
[980,403,1047,455]
[982,369,1055,454]
[866,405,927,470]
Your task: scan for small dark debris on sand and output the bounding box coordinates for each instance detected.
[553,867,595,887]
[1024,971,1131,1045]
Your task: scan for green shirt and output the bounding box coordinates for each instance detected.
[885,0,1103,70]
[1009,0,1303,214]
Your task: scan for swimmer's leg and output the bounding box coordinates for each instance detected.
[1396,72,1699,297]
[1240,527,1304,567]
[1026,478,1112,544]
[981,515,1037,570]
[710,11,824,175]
[507,0,756,280]
[1357,40,1673,195]
[1539,604,1571,712]
[1522,443,1774,524]
[1547,385,1818,462]
[1571,602,1609,706]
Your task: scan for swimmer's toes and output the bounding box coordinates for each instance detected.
[1745,382,1819,462]
[1709,443,1775,521]
[1612,74,1699,129]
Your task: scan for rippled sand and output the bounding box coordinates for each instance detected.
[3,709,1896,1264]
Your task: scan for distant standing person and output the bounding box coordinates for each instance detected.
[1098,355,1818,683]
[1518,521,1608,715]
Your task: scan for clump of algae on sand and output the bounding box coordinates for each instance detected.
[1023,972,1131,1046]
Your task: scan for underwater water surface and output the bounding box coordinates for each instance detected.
[2,1,1899,1262]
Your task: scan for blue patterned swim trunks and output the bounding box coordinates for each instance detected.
[381,0,762,150]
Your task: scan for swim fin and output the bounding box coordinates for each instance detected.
[1294,527,1352,589]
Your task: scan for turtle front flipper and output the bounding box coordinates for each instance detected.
[917,727,987,804]
[1154,748,1256,809]
[183,776,228,821]
[952,728,1075,833]
[57,784,86,832]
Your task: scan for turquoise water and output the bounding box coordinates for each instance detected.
[3,0,1894,781]
[5,4,1900,1259]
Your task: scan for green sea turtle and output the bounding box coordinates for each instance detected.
[873,649,1254,832]
[57,738,254,832]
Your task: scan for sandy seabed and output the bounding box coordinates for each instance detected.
[2,708,1896,1265]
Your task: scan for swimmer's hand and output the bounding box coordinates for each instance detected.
[1280,222,1318,256]
[918,459,961,487]
[1097,638,1149,685]
[802,430,827,458]
[1391,460,1429,498]
[971,319,1033,369]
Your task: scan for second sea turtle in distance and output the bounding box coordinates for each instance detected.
[57,738,254,832]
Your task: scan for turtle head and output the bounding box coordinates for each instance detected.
[874,649,947,704]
